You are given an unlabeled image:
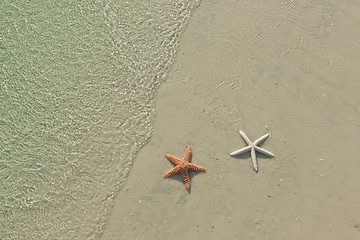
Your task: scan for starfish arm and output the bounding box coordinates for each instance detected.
[163,165,181,179]
[180,170,191,189]
[239,131,253,145]
[251,147,258,172]
[254,133,270,146]
[183,146,192,162]
[230,145,251,156]
[254,146,274,157]
[188,163,206,172]
[165,154,181,165]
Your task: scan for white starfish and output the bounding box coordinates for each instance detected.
[230,130,274,172]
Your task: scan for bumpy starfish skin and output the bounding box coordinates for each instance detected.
[163,146,205,189]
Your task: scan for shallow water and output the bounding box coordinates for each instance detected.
[0,0,199,238]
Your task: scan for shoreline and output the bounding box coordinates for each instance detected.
[101,1,360,239]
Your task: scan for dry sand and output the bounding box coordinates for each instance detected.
[101,0,360,239]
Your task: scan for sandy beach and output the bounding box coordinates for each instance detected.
[101,1,360,239]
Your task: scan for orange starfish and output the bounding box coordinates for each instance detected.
[163,146,206,189]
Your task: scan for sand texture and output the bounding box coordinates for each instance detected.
[101,0,360,239]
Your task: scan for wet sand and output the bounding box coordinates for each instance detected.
[101,1,360,239]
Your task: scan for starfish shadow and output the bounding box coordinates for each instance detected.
[166,171,205,193]
[166,174,192,193]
